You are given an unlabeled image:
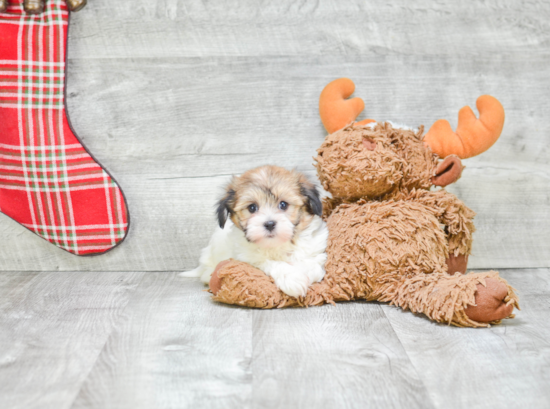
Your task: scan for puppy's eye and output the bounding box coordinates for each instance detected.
[248,204,258,213]
[278,201,288,211]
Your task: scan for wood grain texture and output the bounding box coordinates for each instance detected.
[251,303,433,409]
[1,0,550,271]
[382,269,550,408]
[71,274,253,409]
[67,0,550,59]
[0,271,143,409]
[1,270,547,408]
[1,54,549,270]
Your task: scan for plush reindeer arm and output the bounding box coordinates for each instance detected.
[209,260,355,309]
[377,270,518,327]
[407,189,476,259]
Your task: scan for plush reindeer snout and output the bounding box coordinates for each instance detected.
[362,138,376,151]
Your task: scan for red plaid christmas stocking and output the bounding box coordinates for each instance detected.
[0,0,129,255]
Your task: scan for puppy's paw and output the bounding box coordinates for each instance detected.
[296,261,325,284]
[273,266,310,298]
[277,275,310,298]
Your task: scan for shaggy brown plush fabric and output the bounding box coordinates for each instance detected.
[210,261,519,328]
[316,123,437,201]
[209,122,519,327]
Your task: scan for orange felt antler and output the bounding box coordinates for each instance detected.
[319,78,375,134]
[424,95,505,159]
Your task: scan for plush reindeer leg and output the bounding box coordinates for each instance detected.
[409,189,475,275]
[379,270,519,327]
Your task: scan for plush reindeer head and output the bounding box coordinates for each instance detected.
[315,78,505,201]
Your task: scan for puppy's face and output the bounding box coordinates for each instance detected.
[217,166,322,248]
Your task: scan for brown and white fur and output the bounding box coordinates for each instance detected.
[183,165,328,297]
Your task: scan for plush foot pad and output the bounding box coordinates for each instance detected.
[209,260,232,295]
[465,278,515,323]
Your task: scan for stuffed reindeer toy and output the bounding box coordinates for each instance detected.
[208,78,519,328]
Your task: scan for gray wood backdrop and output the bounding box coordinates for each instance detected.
[1,0,549,271]
[1,1,550,409]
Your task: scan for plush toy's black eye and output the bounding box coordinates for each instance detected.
[248,203,258,213]
[278,201,288,211]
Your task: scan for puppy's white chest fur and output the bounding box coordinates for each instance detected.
[185,215,328,298]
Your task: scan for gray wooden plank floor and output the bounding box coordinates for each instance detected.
[1,0,550,408]
[0,269,549,409]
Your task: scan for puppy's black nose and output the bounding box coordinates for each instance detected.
[264,221,276,232]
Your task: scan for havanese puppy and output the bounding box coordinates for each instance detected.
[183,165,328,297]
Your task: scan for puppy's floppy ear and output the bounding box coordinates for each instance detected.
[216,187,236,228]
[300,179,323,217]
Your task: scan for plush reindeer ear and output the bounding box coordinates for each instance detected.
[216,188,236,228]
[300,181,323,217]
[432,155,464,187]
